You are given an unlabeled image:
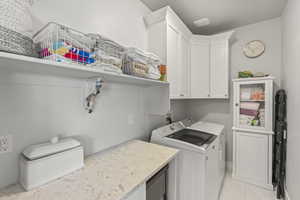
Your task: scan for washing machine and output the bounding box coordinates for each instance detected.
[151,120,225,200]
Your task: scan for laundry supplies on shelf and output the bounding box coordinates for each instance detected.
[239,84,266,127]
[123,48,149,78]
[87,34,125,74]
[33,22,96,66]
[123,48,161,79]
[146,53,161,80]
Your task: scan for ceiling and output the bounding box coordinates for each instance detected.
[141,0,287,35]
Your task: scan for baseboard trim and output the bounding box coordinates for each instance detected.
[285,186,291,200]
[226,161,233,175]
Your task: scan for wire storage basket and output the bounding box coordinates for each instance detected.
[33,22,96,66]
[0,24,36,56]
[0,0,33,36]
[88,33,125,73]
[0,0,36,56]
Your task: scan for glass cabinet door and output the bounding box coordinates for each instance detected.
[238,83,266,129]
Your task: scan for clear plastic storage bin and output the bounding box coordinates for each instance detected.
[146,53,161,80]
[123,48,150,78]
[33,22,96,65]
[88,34,124,73]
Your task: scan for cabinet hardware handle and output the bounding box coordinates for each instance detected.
[180,94,184,97]
[212,145,216,150]
[235,103,239,107]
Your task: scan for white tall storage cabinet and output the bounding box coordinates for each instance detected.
[232,77,275,190]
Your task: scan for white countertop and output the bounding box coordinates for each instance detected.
[0,140,178,200]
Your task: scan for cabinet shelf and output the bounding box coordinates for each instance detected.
[0,52,169,87]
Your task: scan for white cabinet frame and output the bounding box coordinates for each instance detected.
[232,77,275,190]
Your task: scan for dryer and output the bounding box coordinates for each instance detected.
[151,121,225,200]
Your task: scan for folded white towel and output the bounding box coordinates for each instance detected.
[240,102,260,110]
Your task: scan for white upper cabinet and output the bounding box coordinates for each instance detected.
[190,32,233,99]
[145,6,192,99]
[210,33,231,98]
[167,24,181,97]
[179,35,190,97]
[145,6,233,99]
[190,36,210,98]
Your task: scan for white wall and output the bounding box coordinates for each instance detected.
[282,0,300,199]
[0,0,171,189]
[31,0,150,49]
[186,18,282,162]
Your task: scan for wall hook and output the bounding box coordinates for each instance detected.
[85,78,104,113]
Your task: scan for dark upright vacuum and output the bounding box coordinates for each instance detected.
[273,90,287,199]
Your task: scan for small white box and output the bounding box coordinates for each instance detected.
[20,138,84,191]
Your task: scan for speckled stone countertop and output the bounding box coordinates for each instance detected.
[0,140,178,200]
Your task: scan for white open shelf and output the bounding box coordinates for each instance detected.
[0,52,169,87]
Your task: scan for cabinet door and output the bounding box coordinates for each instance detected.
[210,39,229,98]
[218,132,226,189]
[205,142,220,200]
[167,24,181,98]
[124,183,146,200]
[190,39,210,98]
[178,35,190,97]
[234,131,270,187]
[234,80,273,131]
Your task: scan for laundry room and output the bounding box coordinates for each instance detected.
[0,0,298,200]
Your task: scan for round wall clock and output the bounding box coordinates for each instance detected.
[243,40,265,58]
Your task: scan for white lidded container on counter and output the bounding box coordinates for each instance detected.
[19,137,84,191]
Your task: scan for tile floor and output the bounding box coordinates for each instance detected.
[220,174,276,200]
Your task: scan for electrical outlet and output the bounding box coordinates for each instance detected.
[0,135,12,154]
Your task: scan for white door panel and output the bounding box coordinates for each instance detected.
[205,142,220,200]
[210,39,229,98]
[235,131,269,185]
[190,39,210,98]
[167,25,180,98]
[179,36,190,97]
